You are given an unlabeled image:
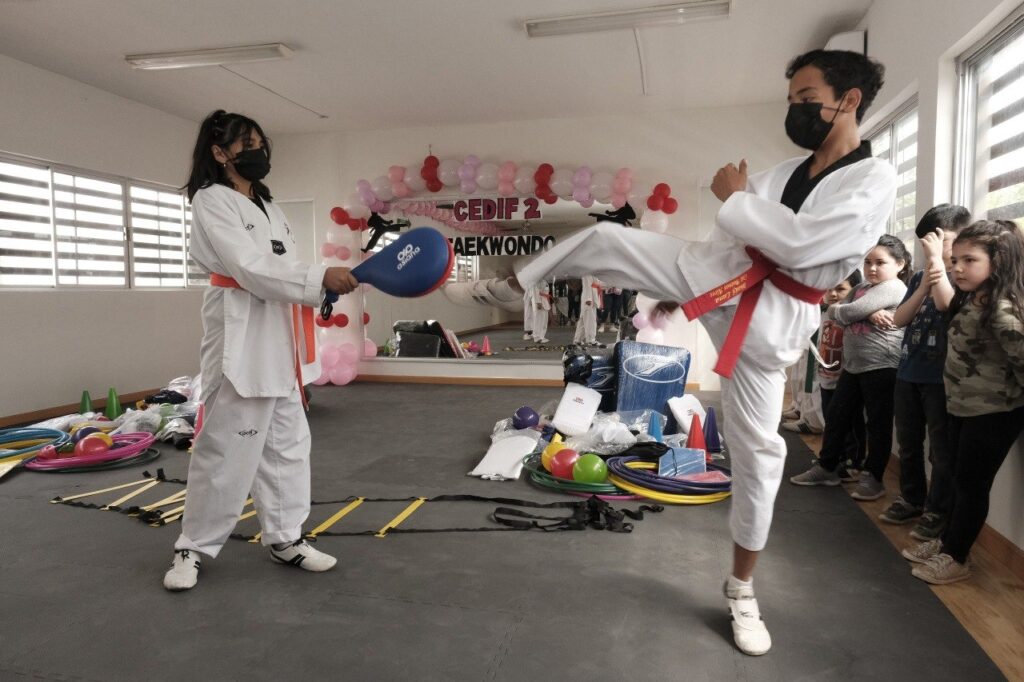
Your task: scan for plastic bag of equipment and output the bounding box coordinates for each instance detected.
[156,417,196,450]
[113,408,164,435]
[564,411,638,455]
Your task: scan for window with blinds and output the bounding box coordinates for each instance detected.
[129,184,186,287]
[958,15,1024,226]
[0,152,199,289]
[866,104,919,248]
[0,160,53,286]
[449,253,476,283]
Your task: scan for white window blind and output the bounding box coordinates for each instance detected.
[185,201,207,286]
[959,18,1024,226]
[53,171,127,286]
[0,160,54,286]
[130,184,186,287]
[866,104,919,249]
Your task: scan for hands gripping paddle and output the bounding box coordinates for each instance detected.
[321,227,455,320]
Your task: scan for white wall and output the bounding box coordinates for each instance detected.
[0,54,202,417]
[860,0,1024,552]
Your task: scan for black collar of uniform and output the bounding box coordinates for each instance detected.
[780,140,873,213]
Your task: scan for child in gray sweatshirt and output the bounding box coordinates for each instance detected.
[791,235,911,500]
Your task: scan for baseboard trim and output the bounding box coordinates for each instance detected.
[455,322,520,336]
[0,389,160,428]
[355,375,564,387]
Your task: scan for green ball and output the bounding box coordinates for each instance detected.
[572,453,608,484]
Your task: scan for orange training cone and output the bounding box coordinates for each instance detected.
[686,413,707,456]
[481,335,492,356]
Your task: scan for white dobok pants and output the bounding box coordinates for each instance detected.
[532,304,549,342]
[574,304,597,344]
[175,378,311,558]
[518,223,788,551]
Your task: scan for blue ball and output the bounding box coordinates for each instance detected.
[512,405,540,430]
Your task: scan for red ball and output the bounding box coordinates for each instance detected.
[333,313,349,328]
[424,155,440,168]
[550,448,580,480]
[363,312,370,325]
[74,437,109,458]
[330,207,350,225]
[662,197,678,214]
[653,182,671,198]
[647,195,664,211]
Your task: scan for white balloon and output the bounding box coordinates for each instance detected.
[514,175,536,195]
[405,173,427,192]
[590,171,614,202]
[476,162,499,190]
[636,327,665,345]
[438,159,460,186]
[514,165,534,183]
[372,175,394,201]
[550,177,573,198]
[640,210,669,233]
[628,182,652,205]
[345,193,370,219]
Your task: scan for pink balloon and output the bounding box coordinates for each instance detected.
[572,187,590,203]
[580,197,594,208]
[633,313,650,330]
[339,342,359,365]
[610,194,627,209]
[320,243,337,258]
[465,154,480,167]
[460,179,477,194]
[321,345,341,369]
[458,164,476,181]
[498,181,516,197]
[329,365,356,386]
[379,203,391,215]
[335,246,352,261]
[612,176,632,194]
[371,200,385,212]
[392,182,411,198]
[312,369,331,386]
[498,162,517,181]
[363,339,377,357]
[573,167,592,186]
[615,167,633,179]
[388,165,406,183]
[356,179,372,191]
[651,312,669,330]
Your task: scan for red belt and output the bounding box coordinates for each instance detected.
[210,273,317,409]
[681,247,826,379]
[591,282,603,307]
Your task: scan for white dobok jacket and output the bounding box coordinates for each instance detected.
[188,184,327,400]
[687,155,897,370]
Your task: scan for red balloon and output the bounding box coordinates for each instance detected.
[360,219,370,230]
[543,193,557,205]
[647,195,664,211]
[420,166,436,181]
[363,312,370,325]
[348,219,361,231]
[424,155,440,168]
[653,183,672,198]
[315,316,332,328]
[534,183,549,198]
[663,197,678,214]
[550,448,580,480]
[537,163,554,176]
[330,207,350,224]
[427,179,443,192]
[333,313,349,328]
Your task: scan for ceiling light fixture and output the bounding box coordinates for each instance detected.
[125,43,294,70]
[524,1,730,38]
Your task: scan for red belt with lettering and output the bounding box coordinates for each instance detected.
[210,273,317,409]
[681,247,826,379]
[591,282,604,308]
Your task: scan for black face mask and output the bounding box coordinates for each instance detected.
[228,147,271,181]
[785,95,847,151]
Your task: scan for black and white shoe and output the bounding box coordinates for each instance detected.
[163,549,201,591]
[269,539,337,572]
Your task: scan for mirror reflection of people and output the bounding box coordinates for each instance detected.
[165,110,357,591]
[362,212,411,253]
[574,275,603,347]
[513,50,894,655]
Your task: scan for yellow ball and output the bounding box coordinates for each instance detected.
[82,432,114,447]
[541,435,564,472]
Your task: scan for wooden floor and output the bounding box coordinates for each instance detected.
[798,430,1024,681]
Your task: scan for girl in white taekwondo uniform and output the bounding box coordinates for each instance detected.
[163,111,359,591]
[574,275,602,345]
[515,51,896,654]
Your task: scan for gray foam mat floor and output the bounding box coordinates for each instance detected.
[0,384,1004,681]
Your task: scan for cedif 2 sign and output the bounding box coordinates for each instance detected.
[452,197,542,222]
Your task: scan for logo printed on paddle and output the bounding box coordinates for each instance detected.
[396,243,421,271]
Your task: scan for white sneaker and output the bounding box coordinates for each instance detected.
[725,582,771,656]
[536,338,549,344]
[523,333,532,340]
[269,539,337,572]
[598,324,606,333]
[163,549,200,591]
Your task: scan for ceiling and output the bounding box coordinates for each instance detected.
[0,0,873,135]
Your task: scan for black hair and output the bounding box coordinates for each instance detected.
[184,110,272,202]
[874,233,913,283]
[785,50,885,122]
[947,220,1024,329]
[844,269,864,288]
[914,203,972,239]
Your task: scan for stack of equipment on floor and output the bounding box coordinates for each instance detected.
[613,340,691,433]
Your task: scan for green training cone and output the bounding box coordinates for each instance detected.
[104,387,122,420]
[79,390,92,414]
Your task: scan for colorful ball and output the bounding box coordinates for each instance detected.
[572,453,608,483]
[82,432,113,447]
[37,444,59,460]
[550,448,580,480]
[74,437,109,457]
[540,438,564,472]
[72,426,99,442]
[512,405,540,430]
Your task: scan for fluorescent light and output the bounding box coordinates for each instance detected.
[125,43,294,70]
[525,1,730,38]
